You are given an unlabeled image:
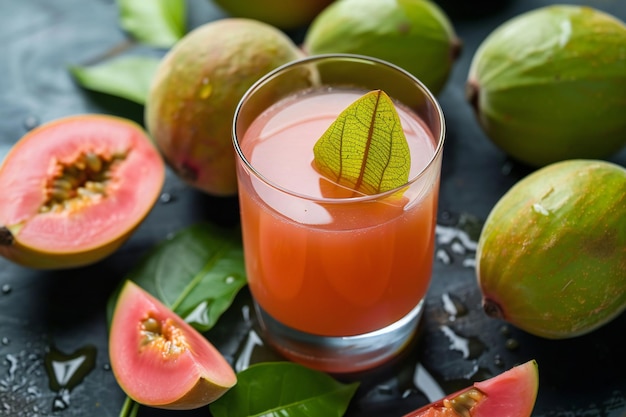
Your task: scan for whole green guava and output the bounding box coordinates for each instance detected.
[476,159,626,339]
[145,18,305,196]
[303,0,461,96]
[467,5,626,167]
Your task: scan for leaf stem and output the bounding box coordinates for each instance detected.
[119,396,140,417]
[82,39,138,66]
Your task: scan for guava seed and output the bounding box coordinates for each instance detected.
[85,152,103,173]
[443,388,485,417]
[40,151,126,213]
[0,226,14,246]
[142,317,162,334]
[140,316,189,357]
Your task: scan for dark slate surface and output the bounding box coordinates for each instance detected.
[1,1,625,416]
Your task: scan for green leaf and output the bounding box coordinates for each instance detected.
[209,362,360,417]
[106,223,247,333]
[313,90,411,195]
[117,0,186,47]
[70,55,160,105]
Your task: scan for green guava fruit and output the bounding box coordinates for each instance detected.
[303,0,461,95]
[145,18,305,196]
[0,115,165,269]
[109,280,237,410]
[476,159,626,339]
[466,5,626,167]
[402,360,538,417]
[433,0,513,18]
[213,0,335,30]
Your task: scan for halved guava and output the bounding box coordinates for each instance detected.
[108,280,237,410]
[0,114,165,269]
[403,360,539,417]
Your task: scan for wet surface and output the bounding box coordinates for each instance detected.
[1,0,626,416]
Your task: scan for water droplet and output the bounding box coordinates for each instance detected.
[225,276,236,284]
[435,248,451,264]
[184,301,210,327]
[0,347,48,416]
[1,284,11,295]
[375,384,394,395]
[462,257,476,268]
[44,345,96,412]
[505,338,519,351]
[23,115,40,131]
[102,363,111,371]
[413,363,445,402]
[439,210,453,222]
[26,385,40,397]
[52,388,70,411]
[435,225,478,251]
[1,337,9,346]
[6,353,18,380]
[234,329,263,372]
[159,192,175,203]
[532,203,550,216]
[501,161,513,176]
[199,78,213,99]
[441,293,468,321]
[241,305,251,322]
[440,325,486,359]
[494,354,504,368]
[467,366,492,381]
[450,241,466,255]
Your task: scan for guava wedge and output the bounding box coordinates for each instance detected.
[403,360,539,417]
[109,280,237,410]
[0,114,165,269]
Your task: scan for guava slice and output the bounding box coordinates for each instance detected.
[403,360,539,417]
[0,114,165,269]
[109,280,237,410]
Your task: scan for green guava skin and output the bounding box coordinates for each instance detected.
[213,0,335,30]
[476,160,626,339]
[145,18,304,196]
[303,0,461,96]
[467,5,626,167]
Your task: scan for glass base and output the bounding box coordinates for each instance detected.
[255,300,424,374]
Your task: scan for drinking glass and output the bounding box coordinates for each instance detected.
[232,54,445,373]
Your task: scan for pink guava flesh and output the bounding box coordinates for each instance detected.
[109,281,237,409]
[403,360,539,417]
[472,360,539,417]
[0,115,164,253]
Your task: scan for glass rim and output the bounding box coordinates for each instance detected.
[232,53,446,203]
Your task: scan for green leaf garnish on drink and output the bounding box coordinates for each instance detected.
[313,89,411,195]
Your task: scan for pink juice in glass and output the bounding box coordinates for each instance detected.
[236,87,440,337]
